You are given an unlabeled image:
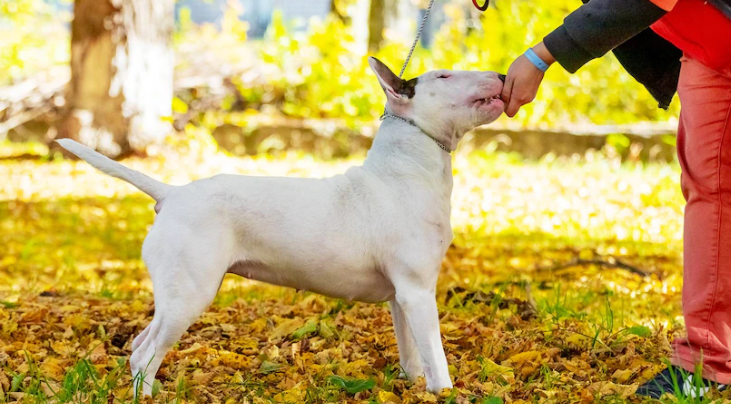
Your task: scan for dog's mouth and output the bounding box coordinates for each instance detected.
[473,94,503,107]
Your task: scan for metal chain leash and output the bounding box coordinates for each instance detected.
[399,0,488,77]
[381,0,437,120]
[397,0,437,79]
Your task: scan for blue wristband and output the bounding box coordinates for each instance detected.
[524,48,549,72]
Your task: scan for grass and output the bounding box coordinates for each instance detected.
[0,142,725,403]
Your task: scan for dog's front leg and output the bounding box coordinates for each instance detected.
[389,300,424,380]
[395,289,452,392]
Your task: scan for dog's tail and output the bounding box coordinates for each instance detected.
[56,139,173,201]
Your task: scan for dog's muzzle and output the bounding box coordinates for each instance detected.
[498,74,506,83]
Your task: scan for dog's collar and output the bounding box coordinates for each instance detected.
[380,113,451,154]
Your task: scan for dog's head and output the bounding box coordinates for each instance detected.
[368,57,505,149]
[369,57,505,150]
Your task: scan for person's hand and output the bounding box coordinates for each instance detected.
[501,42,555,118]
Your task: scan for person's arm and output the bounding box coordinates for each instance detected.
[501,0,669,117]
[500,42,554,117]
[544,0,668,73]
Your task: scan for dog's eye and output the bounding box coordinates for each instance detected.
[437,74,450,79]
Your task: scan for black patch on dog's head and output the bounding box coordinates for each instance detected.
[397,77,419,98]
[368,57,419,99]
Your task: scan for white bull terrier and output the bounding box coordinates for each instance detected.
[57,57,505,396]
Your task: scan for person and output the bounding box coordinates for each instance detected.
[500,0,731,398]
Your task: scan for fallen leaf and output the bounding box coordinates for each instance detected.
[377,391,402,404]
[612,368,634,383]
[586,381,638,399]
[291,320,317,340]
[509,350,541,364]
[268,318,304,341]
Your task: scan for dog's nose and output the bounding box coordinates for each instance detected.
[497,74,506,83]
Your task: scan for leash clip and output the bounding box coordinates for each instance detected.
[472,0,489,11]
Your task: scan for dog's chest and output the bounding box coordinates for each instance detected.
[404,191,452,238]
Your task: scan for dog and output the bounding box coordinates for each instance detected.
[57,57,505,396]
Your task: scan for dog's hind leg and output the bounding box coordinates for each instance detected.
[130,223,230,398]
[389,300,424,381]
[130,268,222,397]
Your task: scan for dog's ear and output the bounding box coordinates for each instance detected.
[368,57,415,104]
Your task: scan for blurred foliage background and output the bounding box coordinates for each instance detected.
[0,0,69,84]
[0,0,679,157]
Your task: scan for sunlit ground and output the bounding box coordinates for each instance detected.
[0,141,704,403]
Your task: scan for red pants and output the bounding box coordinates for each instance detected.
[671,55,731,383]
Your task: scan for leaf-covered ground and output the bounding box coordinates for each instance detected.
[0,144,721,403]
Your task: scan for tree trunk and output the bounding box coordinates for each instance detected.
[367,0,419,54]
[57,0,174,158]
[330,0,350,24]
[368,0,385,53]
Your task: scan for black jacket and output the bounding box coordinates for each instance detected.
[543,0,731,109]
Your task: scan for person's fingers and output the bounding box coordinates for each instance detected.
[506,96,522,117]
[501,71,514,108]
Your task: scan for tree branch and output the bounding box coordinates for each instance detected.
[534,257,650,278]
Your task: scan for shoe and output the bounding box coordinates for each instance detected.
[636,366,727,399]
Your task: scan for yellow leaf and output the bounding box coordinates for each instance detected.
[50,340,73,357]
[231,371,244,385]
[586,381,638,399]
[2,321,17,335]
[233,337,259,354]
[63,314,87,328]
[87,340,107,364]
[178,342,206,355]
[277,387,304,402]
[41,380,60,397]
[268,318,303,341]
[480,358,515,383]
[509,350,541,364]
[536,389,557,399]
[215,351,252,369]
[565,333,590,347]
[414,391,438,402]
[249,317,268,333]
[264,345,280,360]
[191,370,214,385]
[0,371,9,392]
[340,359,369,377]
[448,364,459,375]
[377,391,402,404]
[438,388,453,398]
[19,308,47,324]
[612,368,634,383]
[40,358,66,380]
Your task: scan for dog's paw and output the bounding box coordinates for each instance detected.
[436,386,454,396]
[427,381,454,394]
